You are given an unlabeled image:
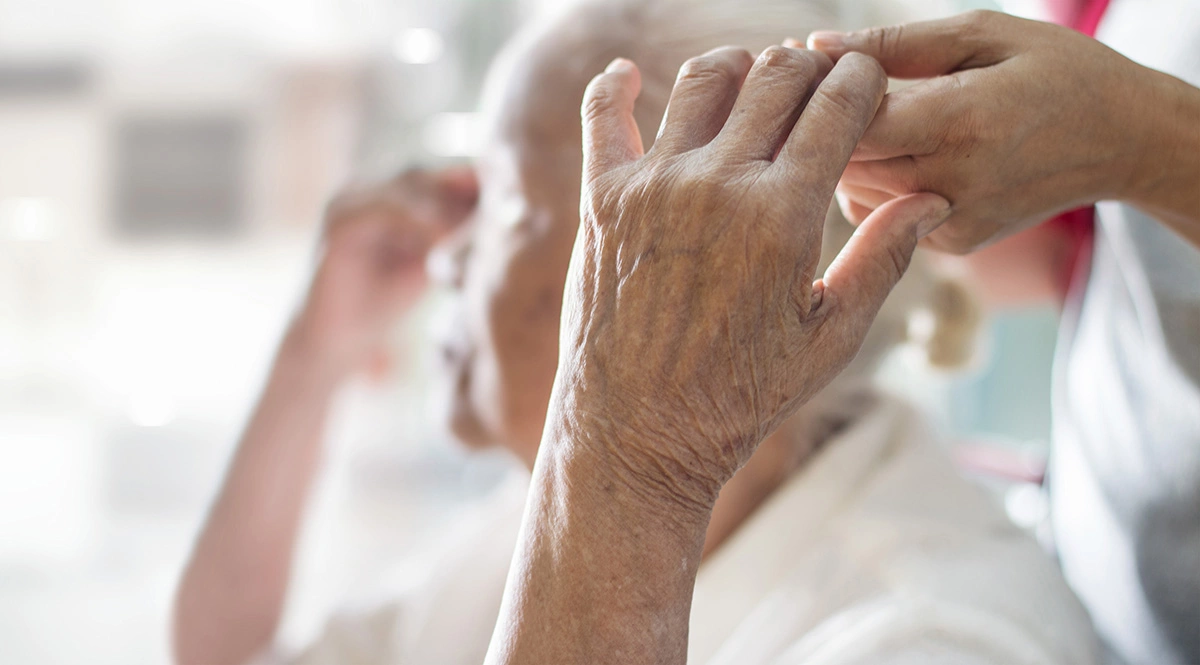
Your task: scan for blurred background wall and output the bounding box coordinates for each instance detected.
[0,0,1058,663]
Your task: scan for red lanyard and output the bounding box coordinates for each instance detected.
[1074,0,1112,36]
[1047,0,1112,296]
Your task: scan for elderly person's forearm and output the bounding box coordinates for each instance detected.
[486,422,710,664]
[173,333,338,665]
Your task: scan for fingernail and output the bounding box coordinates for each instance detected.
[807,31,847,54]
[606,57,633,73]
[782,37,804,49]
[916,196,952,238]
[810,279,825,312]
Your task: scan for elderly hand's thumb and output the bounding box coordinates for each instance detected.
[886,192,953,240]
[815,193,950,329]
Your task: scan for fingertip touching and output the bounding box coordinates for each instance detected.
[774,52,887,184]
[820,192,950,326]
[856,192,951,242]
[714,45,832,162]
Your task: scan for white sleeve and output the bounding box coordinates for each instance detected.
[255,601,406,665]
[774,632,1026,665]
[768,600,1082,665]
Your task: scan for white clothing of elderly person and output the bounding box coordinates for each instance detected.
[173,0,1100,663]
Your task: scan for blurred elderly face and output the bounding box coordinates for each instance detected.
[428,37,593,463]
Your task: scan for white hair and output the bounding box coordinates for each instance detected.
[523,0,956,145]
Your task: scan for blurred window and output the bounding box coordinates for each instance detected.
[113,114,247,238]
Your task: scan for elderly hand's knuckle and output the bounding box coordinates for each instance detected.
[756,45,790,68]
[677,57,709,81]
[583,78,618,119]
[580,73,628,118]
[819,82,872,124]
[762,46,831,79]
[678,49,751,86]
[758,45,798,68]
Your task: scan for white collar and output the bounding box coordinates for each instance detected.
[688,390,924,661]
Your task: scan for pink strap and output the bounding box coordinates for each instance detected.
[1045,0,1111,34]
[1044,0,1111,295]
[1074,0,1112,36]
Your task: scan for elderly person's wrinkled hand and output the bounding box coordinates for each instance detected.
[547,46,951,514]
[807,10,1200,252]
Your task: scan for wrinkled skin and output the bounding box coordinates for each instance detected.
[485,45,952,665]
[549,48,951,507]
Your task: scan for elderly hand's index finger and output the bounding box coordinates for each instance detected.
[773,53,887,188]
[581,58,645,181]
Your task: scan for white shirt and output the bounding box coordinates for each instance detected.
[1032,1,1200,663]
[279,393,1098,665]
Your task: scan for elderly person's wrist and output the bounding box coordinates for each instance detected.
[538,401,719,537]
[490,415,711,664]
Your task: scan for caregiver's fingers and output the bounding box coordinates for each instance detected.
[654,47,755,155]
[806,10,1019,79]
[840,158,921,196]
[850,83,961,160]
[810,193,951,345]
[772,53,887,191]
[834,190,875,225]
[582,58,645,180]
[835,183,896,217]
[714,46,832,162]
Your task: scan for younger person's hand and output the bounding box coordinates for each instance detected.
[808,10,1200,252]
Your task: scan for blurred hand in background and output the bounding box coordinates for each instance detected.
[290,166,479,380]
[173,164,477,665]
